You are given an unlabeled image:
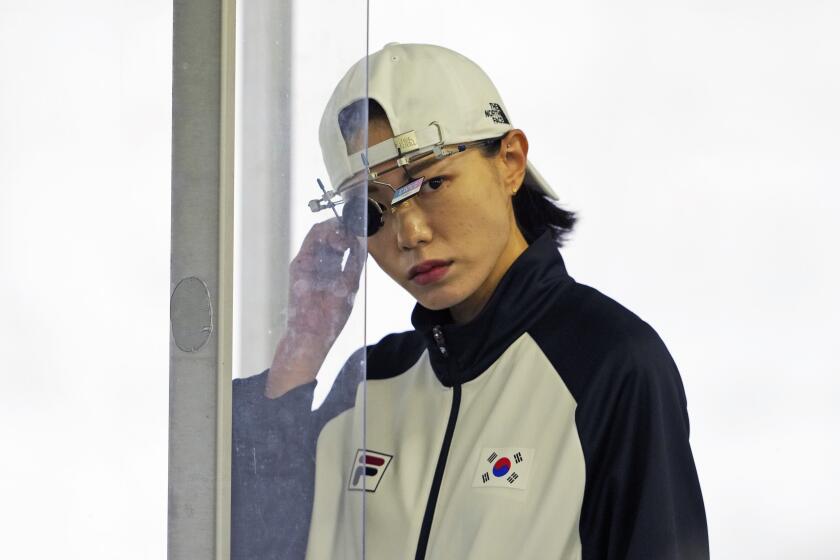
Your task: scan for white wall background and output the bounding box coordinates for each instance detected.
[0,1,171,558]
[1,0,838,558]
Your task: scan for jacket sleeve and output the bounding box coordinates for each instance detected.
[231,371,319,560]
[230,348,367,560]
[577,327,710,560]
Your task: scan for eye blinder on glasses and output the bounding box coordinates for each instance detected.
[341,175,426,237]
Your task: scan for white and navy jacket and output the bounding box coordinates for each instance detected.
[232,233,709,560]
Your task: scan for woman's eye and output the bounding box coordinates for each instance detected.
[423,177,445,191]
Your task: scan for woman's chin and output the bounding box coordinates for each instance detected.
[411,286,468,312]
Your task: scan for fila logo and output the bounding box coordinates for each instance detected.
[348,449,393,492]
[472,447,535,490]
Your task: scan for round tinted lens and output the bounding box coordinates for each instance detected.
[342,196,384,237]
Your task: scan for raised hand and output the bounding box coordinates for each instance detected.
[265,218,365,398]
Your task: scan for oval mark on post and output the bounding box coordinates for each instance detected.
[170,276,214,353]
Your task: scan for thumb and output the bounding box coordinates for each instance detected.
[341,239,366,293]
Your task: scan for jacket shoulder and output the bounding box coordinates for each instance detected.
[312,329,427,427]
[528,281,676,404]
[365,329,427,380]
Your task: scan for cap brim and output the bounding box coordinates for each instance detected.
[524,162,559,200]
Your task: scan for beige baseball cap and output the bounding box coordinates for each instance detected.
[319,42,559,200]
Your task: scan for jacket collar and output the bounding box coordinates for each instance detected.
[410,232,573,386]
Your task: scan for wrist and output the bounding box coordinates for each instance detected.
[265,331,333,399]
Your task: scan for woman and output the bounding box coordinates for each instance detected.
[233,43,709,560]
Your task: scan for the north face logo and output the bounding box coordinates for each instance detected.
[348,449,393,492]
[484,102,510,124]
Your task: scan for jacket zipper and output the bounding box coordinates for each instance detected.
[415,326,460,559]
[432,325,449,357]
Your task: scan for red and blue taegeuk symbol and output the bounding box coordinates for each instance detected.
[492,457,512,477]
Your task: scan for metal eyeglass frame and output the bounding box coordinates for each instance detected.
[308,136,495,235]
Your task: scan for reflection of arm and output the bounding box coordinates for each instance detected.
[230,348,366,560]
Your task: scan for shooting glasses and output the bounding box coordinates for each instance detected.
[309,124,495,237]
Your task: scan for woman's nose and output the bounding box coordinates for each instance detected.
[392,198,432,250]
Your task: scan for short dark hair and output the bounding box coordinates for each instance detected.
[338,100,375,153]
[477,137,577,247]
[338,100,577,247]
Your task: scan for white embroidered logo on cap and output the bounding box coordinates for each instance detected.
[472,447,534,490]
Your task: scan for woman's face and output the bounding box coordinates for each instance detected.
[350,118,529,322]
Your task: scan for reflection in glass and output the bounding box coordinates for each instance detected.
[230,0,368,558]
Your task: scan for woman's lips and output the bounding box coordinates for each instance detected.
[409,260,452,286]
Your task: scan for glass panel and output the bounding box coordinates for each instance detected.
[231,0,368,558]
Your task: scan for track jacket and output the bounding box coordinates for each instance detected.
[232,232,709,560]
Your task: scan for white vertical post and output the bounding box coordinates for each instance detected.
[169,0,236,558]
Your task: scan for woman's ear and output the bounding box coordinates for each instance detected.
[499,129,529,195]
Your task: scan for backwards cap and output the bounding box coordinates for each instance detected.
[319,42,559,200]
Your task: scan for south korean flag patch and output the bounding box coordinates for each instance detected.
[472,447,534,490]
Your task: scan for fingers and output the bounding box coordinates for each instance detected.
[289,219,368,304]
[305,217,353,253]
[296,218,343,253]
[292,219,347,275]
[323,218,354,253]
